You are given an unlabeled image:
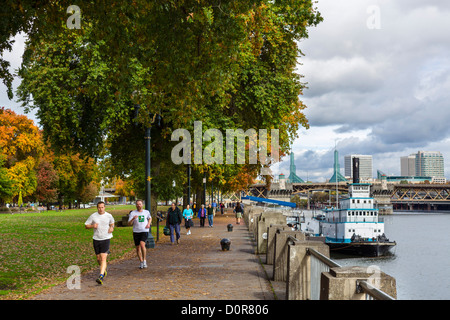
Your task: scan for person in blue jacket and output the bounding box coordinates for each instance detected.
[197,204,206,227]
[183,204,194,235]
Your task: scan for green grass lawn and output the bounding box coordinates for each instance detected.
[0,205,165,300]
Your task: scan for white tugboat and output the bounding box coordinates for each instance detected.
[319,183,396,257]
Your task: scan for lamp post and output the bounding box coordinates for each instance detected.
[187,164,191,208]
[145,126,151,212]
[134,105,162,248]
[211,181,213,204]
[203,171,207,205]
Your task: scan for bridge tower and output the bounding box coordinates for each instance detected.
[329,149,347,183]
[288,151,305,183]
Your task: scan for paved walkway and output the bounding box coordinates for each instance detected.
[31,210,282,300]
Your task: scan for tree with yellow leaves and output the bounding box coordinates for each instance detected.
[0,108,43,203]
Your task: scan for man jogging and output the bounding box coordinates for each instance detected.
[128,199,152,269]
[85,201,115,285]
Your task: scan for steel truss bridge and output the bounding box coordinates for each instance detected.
[384,184,450,209]
[226,182,349,201]
[236,183,450,208]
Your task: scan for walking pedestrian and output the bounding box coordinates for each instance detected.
[207,203,214,227]
[198,204,206,227]
[84,201,115,285]
[166,203,183,244]
[128,199,152,269]
[183,204,194,235]
[220,202,224,215]
[234,201,243,225]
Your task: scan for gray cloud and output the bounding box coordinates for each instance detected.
[286,0,450,180]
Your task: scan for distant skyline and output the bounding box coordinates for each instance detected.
[2,1,450,182]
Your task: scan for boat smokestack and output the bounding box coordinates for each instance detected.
[353,157,360,183]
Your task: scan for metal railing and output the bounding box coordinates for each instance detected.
[262,205,292,213]
[306,247,341,300]
[356,280,396,300]
[286,239,396,300]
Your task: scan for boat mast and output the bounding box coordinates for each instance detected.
[335,140,338,208]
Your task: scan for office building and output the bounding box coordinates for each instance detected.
[344,154,373,180]
[415,151,444,178]
[400,155,416,176]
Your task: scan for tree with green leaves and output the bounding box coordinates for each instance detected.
[0,153,13,205]
[13,1,322,213]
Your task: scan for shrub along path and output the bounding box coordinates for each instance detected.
[31,210,276,300]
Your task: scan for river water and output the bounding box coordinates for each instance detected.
[333,211,450,300]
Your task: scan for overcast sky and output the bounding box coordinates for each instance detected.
[276,0,450,181]
[2,1,450,182]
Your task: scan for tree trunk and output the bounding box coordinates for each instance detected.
[150,191,158,225]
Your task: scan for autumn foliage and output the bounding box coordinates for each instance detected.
[0,108,99,207]
[0,107,42,202]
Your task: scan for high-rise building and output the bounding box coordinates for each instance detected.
[344,154,373,180]
[400,155,416,176]
[415,151,444,178]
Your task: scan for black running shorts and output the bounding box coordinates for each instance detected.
[133,232,149,246]
[93,239,110,255]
